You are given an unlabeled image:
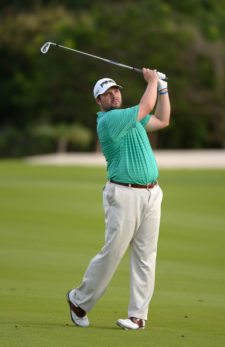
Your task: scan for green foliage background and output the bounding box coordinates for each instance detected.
[0,0,225,156]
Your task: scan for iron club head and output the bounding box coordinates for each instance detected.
[40,42,56,54]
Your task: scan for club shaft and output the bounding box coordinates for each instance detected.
[54,43,142,73]
[41,42,167,79]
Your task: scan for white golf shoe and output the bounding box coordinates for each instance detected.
[116,317,145,330]
[66,289,89,327]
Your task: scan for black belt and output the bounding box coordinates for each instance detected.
[110,179,157,189]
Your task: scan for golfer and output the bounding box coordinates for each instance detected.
[67,68,171,330]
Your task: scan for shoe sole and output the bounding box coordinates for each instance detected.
[116,320,145,330]
[116,320,129,330]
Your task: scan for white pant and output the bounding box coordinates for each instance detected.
[74,181,163,320]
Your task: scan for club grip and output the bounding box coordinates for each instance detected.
[135,68,168,80]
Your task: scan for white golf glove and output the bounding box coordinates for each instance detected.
[156,71,167,80]
[157,79,168,92]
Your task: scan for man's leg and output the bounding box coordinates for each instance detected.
[71,183,140,313]
[128,185,163,320]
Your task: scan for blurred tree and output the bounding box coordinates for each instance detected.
[0,0,97,11]
[0,0,225,156]
[32,123,93,153]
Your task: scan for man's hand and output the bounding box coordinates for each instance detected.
[142,68,159,84]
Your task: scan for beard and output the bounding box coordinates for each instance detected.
[104,100,122,111]
[105,105,120,111]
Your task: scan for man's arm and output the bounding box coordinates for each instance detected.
[137,68,159,121]
[146,80,171,131]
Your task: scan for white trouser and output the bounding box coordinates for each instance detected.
[73,181,163,320]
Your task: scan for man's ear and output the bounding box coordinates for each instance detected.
[96,96,101,106]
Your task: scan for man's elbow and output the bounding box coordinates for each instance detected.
[160,118,170,129]
[164,119,170,127]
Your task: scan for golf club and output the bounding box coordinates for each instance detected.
[40,41,168,80]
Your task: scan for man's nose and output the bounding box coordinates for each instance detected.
[110,91,116,97]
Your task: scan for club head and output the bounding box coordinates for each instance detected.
[40,42,53,54]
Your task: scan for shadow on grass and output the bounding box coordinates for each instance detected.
[5,322,120,331]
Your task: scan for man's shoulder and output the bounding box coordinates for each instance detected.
[98,105,138,117]
[97,109,122,124]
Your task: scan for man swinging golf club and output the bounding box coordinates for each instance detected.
[67,68,171,330]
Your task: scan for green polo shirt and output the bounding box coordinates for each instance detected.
[97,105,158,184]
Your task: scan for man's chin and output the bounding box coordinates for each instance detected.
[106,104,121,111]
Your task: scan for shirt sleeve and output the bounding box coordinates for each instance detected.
[140,114,151,128]
[106,105,138,140]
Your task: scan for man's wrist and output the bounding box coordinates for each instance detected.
[158,88,168,95]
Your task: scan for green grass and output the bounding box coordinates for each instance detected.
[0,161,225,347]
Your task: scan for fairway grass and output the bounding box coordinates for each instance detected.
[0,161,225,347]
